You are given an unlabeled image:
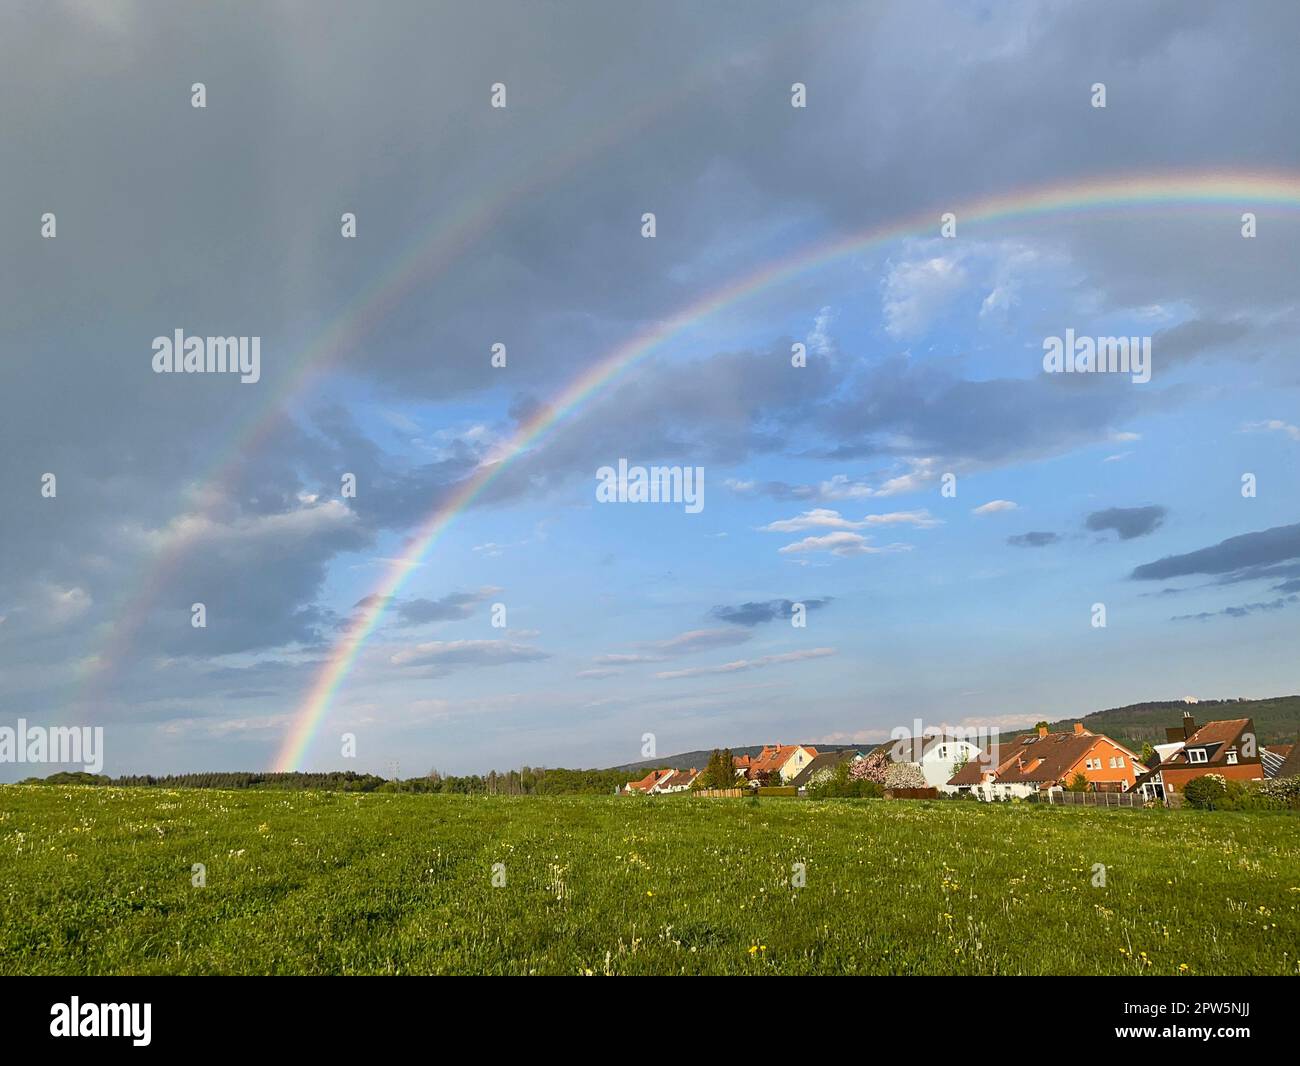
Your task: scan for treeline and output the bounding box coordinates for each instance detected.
[19,770,388,791]
[382,766,628,795]
[17,766,630,796]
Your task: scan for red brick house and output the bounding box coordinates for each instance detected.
[1135,714,1264,800]
[947,723,1146,799]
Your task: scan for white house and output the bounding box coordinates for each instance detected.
[884,734,987,793]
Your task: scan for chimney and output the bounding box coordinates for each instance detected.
[1038,725,1048,738]
[1182,713,1196,740]
[1073,722,1085,735]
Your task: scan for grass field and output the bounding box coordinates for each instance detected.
[1,784,1297,975]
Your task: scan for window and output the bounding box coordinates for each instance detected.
[1226,750,1238,765]
[1189,748,1208,764]
[1116,755,1124,768]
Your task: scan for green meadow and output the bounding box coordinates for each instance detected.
[1,785,1297,975]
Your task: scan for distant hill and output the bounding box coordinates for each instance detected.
[610,695,1300,772]
[1057,694,1300,752]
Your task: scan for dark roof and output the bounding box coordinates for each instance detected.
[869,734,981,763]
[1276,741,1300,780]
[789,750,859,789]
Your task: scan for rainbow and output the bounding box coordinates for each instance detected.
[83,9,866,707]
[272,167,1300,770]
[73,68,720,712]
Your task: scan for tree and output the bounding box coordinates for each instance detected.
[850,750,890,784]
[1034,720,1050,732]
[950,751,970,780]
[700,749,736,790]
[1066,771,1090,792]
[1138,743,1156,768]
[884,762,926,789]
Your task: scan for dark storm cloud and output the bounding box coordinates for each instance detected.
[710,598,832,626]
[1151,318,1253,367]
[1171,595,1298,622]
[393,588,501,627]
[1085,506,1167,541]
[1007,531,1061,548]
[1131,523,1300,581]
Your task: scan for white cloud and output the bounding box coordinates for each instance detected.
[655,647,836,680]
[882,253,968,338]
[1244,419,1300,441]
[389,639,549,671]
[777,532,912,557]
[807,305,835,356]
[761,508,939,533]
[972,499,1018,515]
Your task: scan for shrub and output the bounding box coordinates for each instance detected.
[884,762,926,790]
[1182,774,1227,810]
[1258,776,1300,809]
[808,762,884,799]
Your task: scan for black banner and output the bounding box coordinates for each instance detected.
[0,977,1287,1050]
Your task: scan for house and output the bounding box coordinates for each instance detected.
[623,768,674,794]
[872,733,987,792]
[622,767,702,794]
[747,744,819,784]
[788,749,861,792]
[732,754,753,780]
[1274,743,1300,780]
[1263,744,1293,779]
[947,723,1146,800]
[1135,714,1264,800]
[654,768,699,793]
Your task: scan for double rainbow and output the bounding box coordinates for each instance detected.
[272,167,1300,770]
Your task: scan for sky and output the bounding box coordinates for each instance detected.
[1,0,1298,780]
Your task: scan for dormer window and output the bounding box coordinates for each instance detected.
[1189,748,1208,764]
[1226,750,1238,765]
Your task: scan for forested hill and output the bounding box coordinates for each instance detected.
[1059,694,1300,751]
